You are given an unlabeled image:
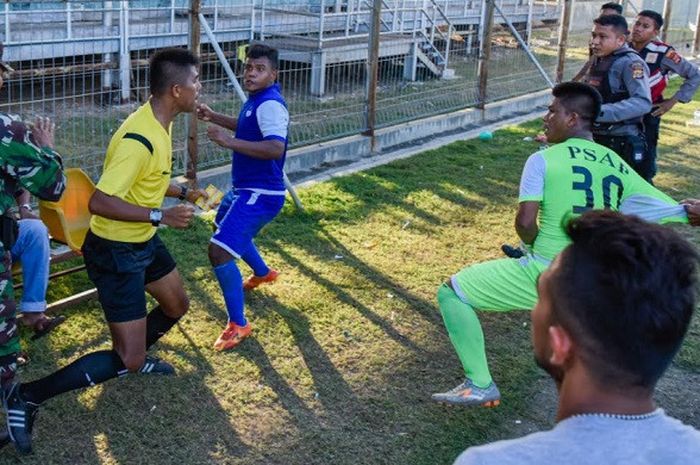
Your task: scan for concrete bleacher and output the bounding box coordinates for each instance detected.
[0,0,560,97]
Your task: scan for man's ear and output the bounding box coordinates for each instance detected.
[548,325,573,366]
[171,84,181,99]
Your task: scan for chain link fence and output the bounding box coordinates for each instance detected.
[4,0,694,180]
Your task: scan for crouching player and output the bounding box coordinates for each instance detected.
[433,82,692,407]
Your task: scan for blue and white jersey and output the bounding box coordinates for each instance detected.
[232,83,289,191]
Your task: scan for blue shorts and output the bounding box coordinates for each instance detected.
[211,189,285,258]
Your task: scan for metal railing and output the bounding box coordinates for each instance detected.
[0,0,567,179]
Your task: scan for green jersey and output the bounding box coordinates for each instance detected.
[519,137,686,260]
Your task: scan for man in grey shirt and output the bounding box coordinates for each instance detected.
[582,14,653,180]
[455,211,700,464]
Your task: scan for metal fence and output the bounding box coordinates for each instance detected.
[1,0,695,181]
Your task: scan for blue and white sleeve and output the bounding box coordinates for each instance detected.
[256,100,289,142]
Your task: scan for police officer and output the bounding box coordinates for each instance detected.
[571,3,624,83]
[583,14,653,180]
[0,43,65,450]
[630,10,700,181]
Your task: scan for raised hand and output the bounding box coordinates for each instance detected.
[32,116,55,148]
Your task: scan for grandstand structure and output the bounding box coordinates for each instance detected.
[1,0,560,99]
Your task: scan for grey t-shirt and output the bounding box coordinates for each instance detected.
[454,409,700,465]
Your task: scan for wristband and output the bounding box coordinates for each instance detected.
[178,185,188,201]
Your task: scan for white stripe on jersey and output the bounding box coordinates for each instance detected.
[644,42,670,54]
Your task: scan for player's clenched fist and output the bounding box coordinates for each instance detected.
[207,124,234,149]
[162,204,195,228]
[196,103,213,122]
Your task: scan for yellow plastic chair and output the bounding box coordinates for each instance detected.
[39,168,95,253]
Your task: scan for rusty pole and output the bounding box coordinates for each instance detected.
[478,0,495,112]
[364,0,382,153]
[555,0,572,83]
[661,0,672,43]
[186,0,201,184]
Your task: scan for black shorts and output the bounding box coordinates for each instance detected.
[82,229,176,323]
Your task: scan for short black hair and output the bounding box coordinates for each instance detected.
[552,82,602,127]
[594,13,629,36]
[149,48,199,97]
[246,43,279,70]
[600,2,623,14]
[549,211,699,390]
[638,9,664,30]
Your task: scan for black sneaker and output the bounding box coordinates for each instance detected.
[3,383,39,454]
[501,244,525,259]
[139,356,175,375]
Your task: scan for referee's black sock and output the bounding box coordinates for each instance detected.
[19,350,127,404]
[145,306,181,349]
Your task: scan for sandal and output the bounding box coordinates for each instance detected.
[29,315,66,341]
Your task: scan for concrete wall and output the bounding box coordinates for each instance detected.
[191,90,551,192]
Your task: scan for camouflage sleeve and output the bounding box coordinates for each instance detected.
[0,114,65,201]
[660,49,700,103]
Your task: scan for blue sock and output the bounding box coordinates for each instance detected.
[240,241,270,277]
[213,260,247,326]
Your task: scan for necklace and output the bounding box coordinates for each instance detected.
[570,409,659,421]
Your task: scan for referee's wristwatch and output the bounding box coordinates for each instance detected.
[149,208,163,227]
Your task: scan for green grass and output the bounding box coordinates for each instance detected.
[5,79,700,464]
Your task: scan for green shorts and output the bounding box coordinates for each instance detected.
[450,255,549,311]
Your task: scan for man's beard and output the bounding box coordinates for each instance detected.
[534,353,565,385]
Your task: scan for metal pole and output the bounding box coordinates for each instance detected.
[492,1,554,87]
[171,0,176,33]
[186,0,201,184]
[526,0,534,46]
[66,1,73,39]
[555,0,572,83]
[199,13,246,102]
[119,1,131,102]
[693,0,700,56]
[318,0,326,49]
[661,0,672,43]
[4,2,9,45]
[102,1,114,92]
[478,0,495,111]
[364,0,381,152]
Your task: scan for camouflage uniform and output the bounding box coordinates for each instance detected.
[0,113,65,386]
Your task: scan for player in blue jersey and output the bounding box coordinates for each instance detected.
[197,43,289,351]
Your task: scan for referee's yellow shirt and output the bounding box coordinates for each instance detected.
[90,101,172,243]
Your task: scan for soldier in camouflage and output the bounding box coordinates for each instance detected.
[0,46,65,391]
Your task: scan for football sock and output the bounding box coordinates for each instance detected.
[214,260,247,326]
[20,350,127,404]
[145,305,181,349]
[240,241,270,277]
[437,283,493,388]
